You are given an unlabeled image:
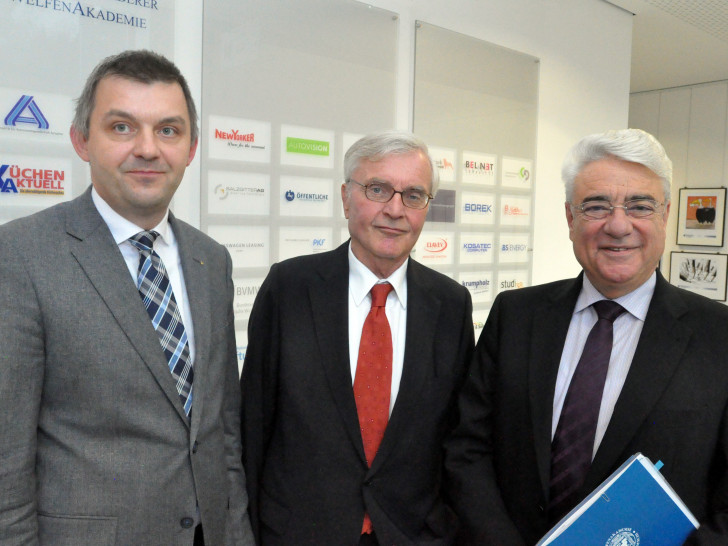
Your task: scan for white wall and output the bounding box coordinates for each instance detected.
[630,81,728,288]
[174,0,633,285]
[359,0,633,284]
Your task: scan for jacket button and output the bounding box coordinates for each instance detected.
[180,517,194,529]
[192,441,198,454]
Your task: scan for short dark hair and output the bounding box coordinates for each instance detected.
[72,49,198,142]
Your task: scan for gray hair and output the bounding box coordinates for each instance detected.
[73,49,198,143]
[562,128,672,203]
[344,129,439,196]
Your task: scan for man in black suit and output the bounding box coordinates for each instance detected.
[241,130,474,545]
[445,128,728,544]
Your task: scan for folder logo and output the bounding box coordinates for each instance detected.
[605,527,639,545]
[286,137,330,156]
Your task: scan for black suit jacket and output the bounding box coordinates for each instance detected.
[241,242,474,545]
[445,272,728,545]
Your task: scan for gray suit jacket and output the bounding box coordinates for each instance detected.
[0,188,254,545]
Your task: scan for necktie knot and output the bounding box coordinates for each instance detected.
[370,283,393,308]
[129,230,159,254]
[592,299,625,323]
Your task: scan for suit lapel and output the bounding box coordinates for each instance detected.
[588,274,691,487]
[370,260,440,473]
[309,244,365,460]
[172,215,211,435]
[66,190,190,426]
[529,276,583,500]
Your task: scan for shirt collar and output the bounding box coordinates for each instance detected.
[91,186,172,246]
[348,242,408,309]
[576,272,656,321]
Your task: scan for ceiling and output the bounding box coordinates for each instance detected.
[606,0,728,93]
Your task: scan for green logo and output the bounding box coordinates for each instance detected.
[286,137,330,156]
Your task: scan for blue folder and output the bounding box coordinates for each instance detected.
[537,453,698,545]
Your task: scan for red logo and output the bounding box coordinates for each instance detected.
[425,238,448,253]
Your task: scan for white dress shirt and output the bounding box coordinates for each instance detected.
[347,244,408,416]
[91,187,196,363]
[552,273,656,457]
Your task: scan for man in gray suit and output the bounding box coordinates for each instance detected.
[0,50,254,545]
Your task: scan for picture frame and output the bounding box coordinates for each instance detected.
[669,251,728,301]
[676,187,726,246]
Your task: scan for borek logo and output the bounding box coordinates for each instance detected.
[425,238,448,253]
[5,95,49,130]
[464,203,493,213]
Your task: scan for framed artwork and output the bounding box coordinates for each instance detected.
[676,187,726,246]
[669,251,728,301]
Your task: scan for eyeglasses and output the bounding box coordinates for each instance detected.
[347,179,433,210]
[571,199,665,220]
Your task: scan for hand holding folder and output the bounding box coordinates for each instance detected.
[538,453,698,545]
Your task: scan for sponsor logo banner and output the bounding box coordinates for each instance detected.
[280,176,333,218]
[462,151,496,185]
[459,232,495,265]
[413,232,454,265]
[278,226,332,261]
[207,225,269,269]
[208,171,269,215]
[427,189,456,223]
[502,156,533,189]
[461,191,496,225]
[429,146,457,183]
[0,155,72,207]
[500,195,531,226]
[208,115,271,163]
[472,308,490,342]
[234,330,247,376]
[233,277,264,325]
[459,271,494,305]
[0,89,70,141]
[498,233,530,264]
[497,270,529,294]
[281,125,334,168]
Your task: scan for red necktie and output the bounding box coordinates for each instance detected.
[354,282,394,534]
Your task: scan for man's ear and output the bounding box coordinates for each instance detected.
[70,125,90,162]
[341,183,350,219]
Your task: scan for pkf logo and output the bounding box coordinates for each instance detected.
[425,238,448,253]
[5,95,49,130]
[312,238,326,247]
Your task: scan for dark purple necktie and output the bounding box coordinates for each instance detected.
[548,299,625,523]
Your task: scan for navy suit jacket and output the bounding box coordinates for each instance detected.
[445,272,728,545]
[242,242,474,545]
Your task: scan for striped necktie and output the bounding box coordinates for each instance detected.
[129,230,193,416]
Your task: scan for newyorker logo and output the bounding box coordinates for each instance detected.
[5,95,48,130]
[214,128,266,150]
[0,162,65,195]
